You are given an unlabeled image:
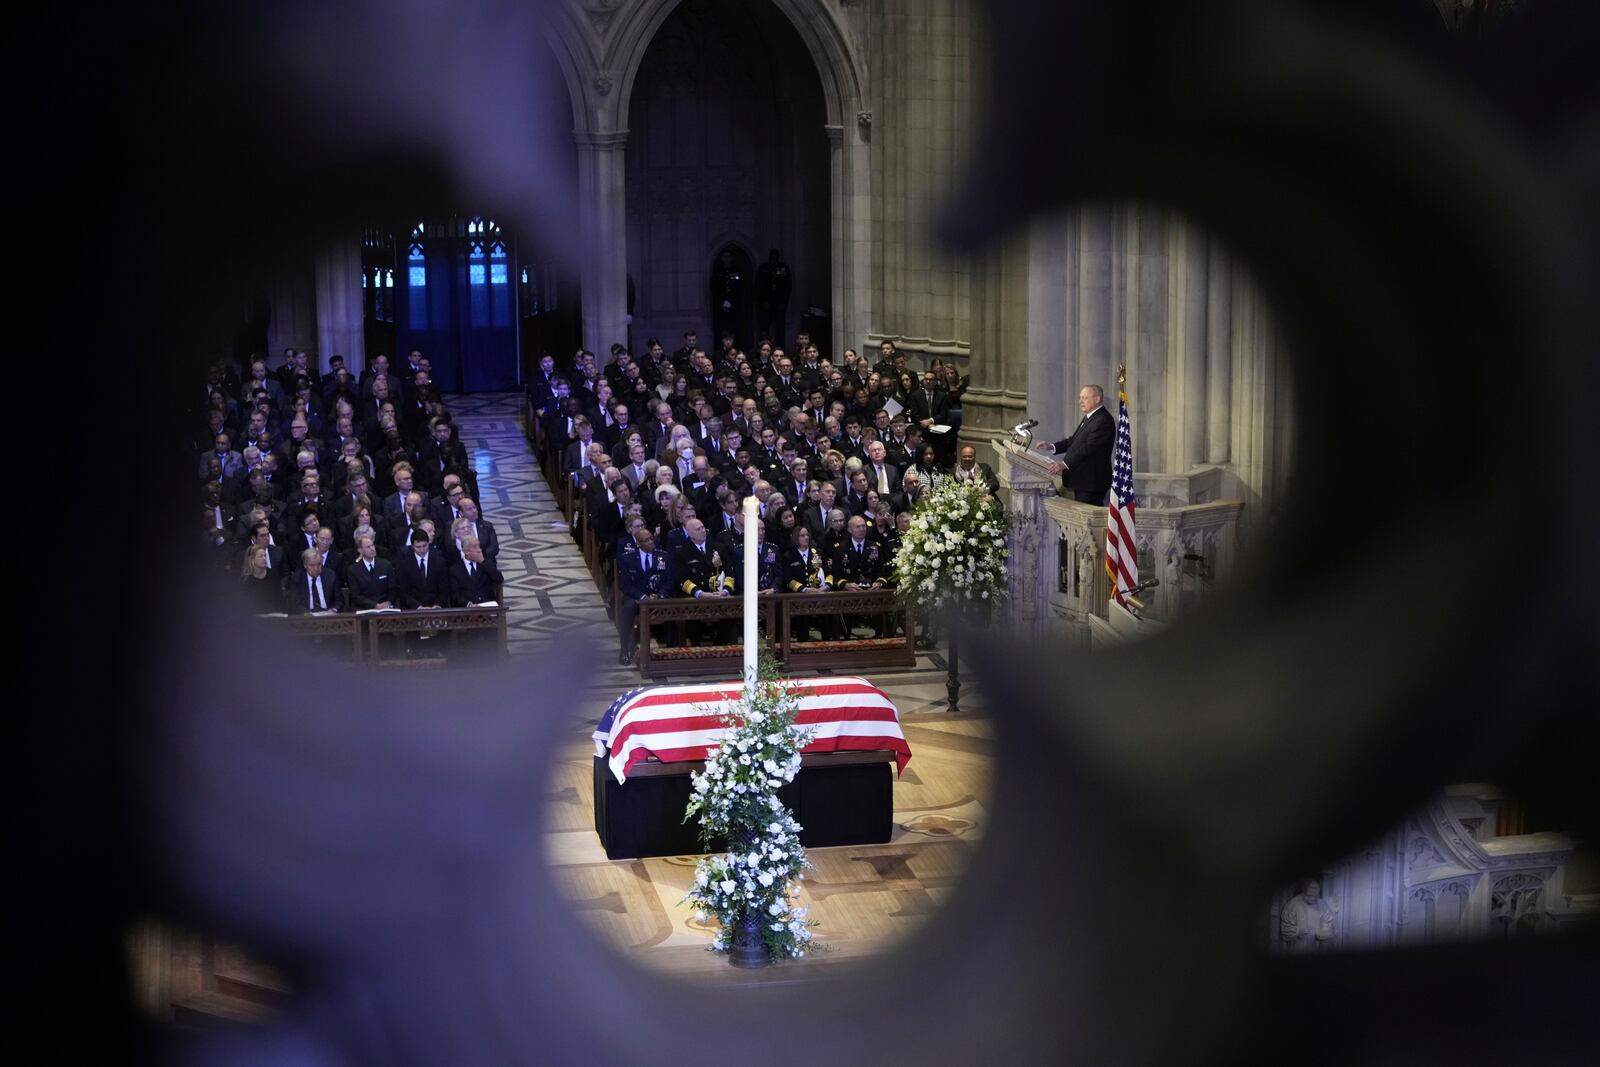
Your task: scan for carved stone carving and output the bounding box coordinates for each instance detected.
[593,74,613,97]
[582,0,619,38]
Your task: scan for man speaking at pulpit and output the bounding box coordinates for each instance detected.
[1036,384,1115,505]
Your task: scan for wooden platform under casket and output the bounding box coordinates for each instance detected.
[592,750,895,860]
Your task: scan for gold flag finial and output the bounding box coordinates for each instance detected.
[1116,364,1127,386]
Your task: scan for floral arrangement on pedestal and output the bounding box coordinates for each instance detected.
[892,478,1010,612]
[682,660,819,963]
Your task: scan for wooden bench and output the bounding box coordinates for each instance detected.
[363,606,509,666]
[778,589,916,671]
[635,594,781,677]
[632,591,914,676]
[276,613,365,662]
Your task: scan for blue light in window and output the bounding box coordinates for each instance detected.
[383,269,393,288]
[409,266,427,287]
[469,263,486,286]
[490,263,508,285]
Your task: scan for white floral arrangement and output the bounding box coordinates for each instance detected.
[892,478,1009,611]
[682,661,819,962]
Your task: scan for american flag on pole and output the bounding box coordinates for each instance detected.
[593,677,911,784]
[1104,381,1138,604]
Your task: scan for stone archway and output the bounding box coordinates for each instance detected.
[545,0,869,362]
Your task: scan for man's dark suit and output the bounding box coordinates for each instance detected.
[863,460,901,495]
[284,569,340,614]
[903,386,950,429]
[346,556,395,609]
[458,518,499,565]
[1050,406,1115,505]
[615,545,674,660]
[446,557,502,606]
[394,547,447,608]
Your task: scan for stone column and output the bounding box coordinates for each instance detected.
[315,239,366,375]
[828,122,872,363]
[266,269,316,365]
[1205,240,1233,464]
[1164,220,1208,472]
[1026,214,1072,436]
[575,129,630,357]
[1076,207,1114,421]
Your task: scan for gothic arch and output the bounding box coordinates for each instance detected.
[538,14,593,133]
[606,0,864,131]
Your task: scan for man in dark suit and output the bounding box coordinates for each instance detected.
[843,469,873,517]
[285,549,340,614]
[415,415,470,497]
[447,536,502,606]
[801,483,838,539]
[383,464,425,521]
[345,532,395,609]
[615,526,673,665]
[428,477,467,533]
[1037,384,1115,505]
[294,527,345,595]
[592,477,635,557]
[395,528,446,609]
[862,440,901,496]
[951,444,1001,495]
[387,492,430,557]
[455,497,499,566]
[903,371,950,433]
[890,469,931,514]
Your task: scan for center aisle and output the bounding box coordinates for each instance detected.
[447,392,625,679]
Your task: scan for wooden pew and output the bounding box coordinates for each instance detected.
[363,606,509,666]
[778,590,916,671]
[635,595,780,678]
[275,613,365,662]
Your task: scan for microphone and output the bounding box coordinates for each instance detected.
[1013,418,1039,432]
[1122,577,1160,597]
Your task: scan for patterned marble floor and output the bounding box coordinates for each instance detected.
[451,392,995,979]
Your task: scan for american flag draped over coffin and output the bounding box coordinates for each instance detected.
[592,677,912,784]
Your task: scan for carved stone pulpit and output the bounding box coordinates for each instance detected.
[990,439,1060,641]
[992,439,1248,648]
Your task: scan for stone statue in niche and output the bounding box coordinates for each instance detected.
[1279,878,1337,952]
[709,246,750,351]
[754,248,792,347]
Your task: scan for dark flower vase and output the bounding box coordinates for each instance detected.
[729,913,768,968]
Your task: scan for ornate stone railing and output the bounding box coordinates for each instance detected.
[1268,784,1593,952]
[990,439,1245,645]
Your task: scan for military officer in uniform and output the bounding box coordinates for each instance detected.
[784,524,834,641]
[730,521,783,597]
[831,514,890,636]
[615,526,674,665]
[674,517,732,644]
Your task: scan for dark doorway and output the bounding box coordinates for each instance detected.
[625,0,830,356]
[709,243,754,352]
[394,216,518,393]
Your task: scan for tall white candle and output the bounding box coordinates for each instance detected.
[743,494,759,689]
